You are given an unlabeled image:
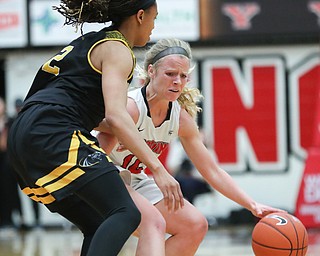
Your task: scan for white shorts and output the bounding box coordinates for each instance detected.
[119,168,163,205]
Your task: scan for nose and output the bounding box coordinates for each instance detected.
[173,76,181,85]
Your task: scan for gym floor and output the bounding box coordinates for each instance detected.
[0,225,319,256]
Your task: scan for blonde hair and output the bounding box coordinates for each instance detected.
[138,38,203,118]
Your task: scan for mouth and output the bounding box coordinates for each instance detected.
[169,89,179,93]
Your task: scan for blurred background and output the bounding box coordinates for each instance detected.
[0,0,319,255]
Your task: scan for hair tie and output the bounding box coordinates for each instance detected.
[151,46,189,64]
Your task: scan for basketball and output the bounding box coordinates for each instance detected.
[252,212,308,256]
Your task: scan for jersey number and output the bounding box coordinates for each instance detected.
[42,46,74,76]
[122,154,144,174]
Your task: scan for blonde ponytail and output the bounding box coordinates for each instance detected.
[178,87,203,119]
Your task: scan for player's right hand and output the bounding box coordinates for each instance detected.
[152,169,184,212]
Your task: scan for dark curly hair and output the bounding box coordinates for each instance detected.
[53,0,156,31]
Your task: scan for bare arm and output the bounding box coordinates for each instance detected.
[92,41,184,211]
[178,109,285,218]
[95,98,138,154]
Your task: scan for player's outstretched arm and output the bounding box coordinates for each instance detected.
[178,109,284,217]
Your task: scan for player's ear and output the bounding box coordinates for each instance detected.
[136,9,144,24]
[148,64,155,78]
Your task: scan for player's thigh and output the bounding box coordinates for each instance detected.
[48,195,103,234]
[127,185,164,223]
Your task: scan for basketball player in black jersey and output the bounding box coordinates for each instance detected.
[7,1,184,255]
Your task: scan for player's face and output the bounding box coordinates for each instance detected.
[136,4,158,46]
[150,55,190,101]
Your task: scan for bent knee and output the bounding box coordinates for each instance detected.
[189,214,209,237]
[140,209,166,234]
[150,214,166,233]
[199,215,209,234]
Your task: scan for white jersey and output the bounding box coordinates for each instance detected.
[109,86,181,174]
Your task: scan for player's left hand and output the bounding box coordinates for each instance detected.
[250,202,287,218]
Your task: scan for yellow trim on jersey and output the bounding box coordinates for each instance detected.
[87,30,136,82]
[77,132,112,162]
[44,167,85,192]
[22,187,55,204]
[36,131,80,188]
[21,130,110,204]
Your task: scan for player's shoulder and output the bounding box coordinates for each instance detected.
[127,96,140,123]
[178,108,198,136]
[179,107,194,122]
[99,40,131,59]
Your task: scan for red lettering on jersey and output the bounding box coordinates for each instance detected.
[121,141,169,173]
[222,3,260,30]
[122,154,134,169]
[146,140,168,154]
[122,154,143,173]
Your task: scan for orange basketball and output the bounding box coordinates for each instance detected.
[252,212,308,256]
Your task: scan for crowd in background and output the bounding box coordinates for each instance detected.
[0,97,41,237]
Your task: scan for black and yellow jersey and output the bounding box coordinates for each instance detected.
[24,28,136,131]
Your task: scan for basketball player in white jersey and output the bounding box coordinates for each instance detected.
[96,38,285,256]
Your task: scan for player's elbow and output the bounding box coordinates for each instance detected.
[104,114,121,131]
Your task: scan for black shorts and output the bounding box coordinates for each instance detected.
[7,103,117,205]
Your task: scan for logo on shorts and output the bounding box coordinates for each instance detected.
[79,151,104,167]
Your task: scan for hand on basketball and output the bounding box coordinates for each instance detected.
[252,212,308,256]
[250,202,287,218]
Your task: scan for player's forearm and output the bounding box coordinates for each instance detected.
[205,167,256,212]
[104,112,164,174]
